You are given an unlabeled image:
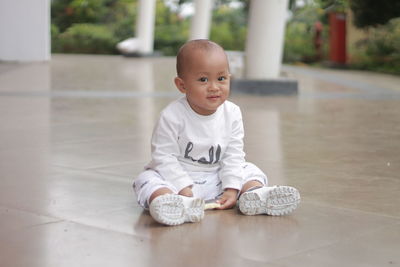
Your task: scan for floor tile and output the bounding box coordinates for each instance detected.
[1,55,400,266]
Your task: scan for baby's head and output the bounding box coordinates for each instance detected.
[174,39,230,116]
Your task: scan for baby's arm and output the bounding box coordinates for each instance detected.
[148,110,194,192]
[218,106,245,195]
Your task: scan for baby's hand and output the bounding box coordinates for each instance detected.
[178,186,193,197]
[217,188,239,209]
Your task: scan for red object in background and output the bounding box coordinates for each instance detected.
[314,21,323,60]
[329,12,346,64]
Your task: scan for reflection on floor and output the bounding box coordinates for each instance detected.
[1,54,399,266]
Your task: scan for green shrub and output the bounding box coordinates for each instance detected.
[211,22,235,50]
[51,24,60,52]
[155,23,188,56]
[210,22,247,51]
[111,16,136,42]
[153,0,189,56]
[283,4,326,63]
[210,6,247,51]
[56,23,118,54]
[51,0,110,32]
[350,18,400,74]
[284,21,315,62]
[107,0,137,41]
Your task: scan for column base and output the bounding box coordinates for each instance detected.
[230,78,298,95]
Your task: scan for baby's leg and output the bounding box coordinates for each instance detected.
[239,162,268,194]
[241,180,264,194]
[133,169,175,209]
[133,170,204,226]
[149,187,174,204]
[238,162,300,216]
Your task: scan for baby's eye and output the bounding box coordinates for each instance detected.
[218,76,227,81]
[198,77,208,82]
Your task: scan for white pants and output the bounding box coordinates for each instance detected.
[133,162,268,209]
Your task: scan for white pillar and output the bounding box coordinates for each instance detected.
[136,0,156,54]
[0,0,50,61]
[190,0,213,40]
[245,0,288,79]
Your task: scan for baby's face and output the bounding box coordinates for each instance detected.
[177,49,230,116]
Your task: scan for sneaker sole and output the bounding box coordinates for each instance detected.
[239,186,300,216]
[149,194,205,226]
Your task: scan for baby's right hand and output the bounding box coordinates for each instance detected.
[178,186,193,197]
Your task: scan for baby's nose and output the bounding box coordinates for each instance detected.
[208,82,219,91]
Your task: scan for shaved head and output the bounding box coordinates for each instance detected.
[176,39,227,77]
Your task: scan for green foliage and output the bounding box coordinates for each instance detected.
[154,1,248,55]
[155,23,188,55]
[283,4,326,63]
[350,0,400,28]
[154,0,189,55]
[315,0,349,13]
[51,0,136,54]
[284,22,315,62]
[290,3,324,24]
[350,18,400,74]
[51,24,61,52]
[55,23,118,54]
[210,6,247,51]
[50,0,399,75]
[107,0,137,41]
[51,0,110,32]
[111,16,136,42]
[285,0,400,73]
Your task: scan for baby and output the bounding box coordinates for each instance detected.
[133,39,300,226]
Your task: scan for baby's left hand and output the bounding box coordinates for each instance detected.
[217,188,239,209]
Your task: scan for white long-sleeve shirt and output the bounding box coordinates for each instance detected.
[145,96,246,192]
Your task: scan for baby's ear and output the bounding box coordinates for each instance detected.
[174,77,186,94]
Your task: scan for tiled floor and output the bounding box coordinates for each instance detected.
[1,54,399,267]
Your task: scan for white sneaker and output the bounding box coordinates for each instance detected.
[239,186,300,216]
[149,194,205,226]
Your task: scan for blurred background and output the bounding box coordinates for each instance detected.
[49,0,400,75]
